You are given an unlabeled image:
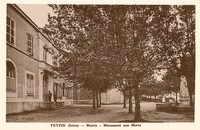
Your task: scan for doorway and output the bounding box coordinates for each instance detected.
[43,74,48,102]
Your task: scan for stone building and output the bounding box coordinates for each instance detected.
[6,4,72,114]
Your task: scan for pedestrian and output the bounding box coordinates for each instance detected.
[48,90,52,102]
[54,92,57,102]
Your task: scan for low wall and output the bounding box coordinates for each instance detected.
[6,101,73,115]
[156,103,194,112]
[156,103,177,111]
[7,102,40,114]
[64,101,73,106]
[73,100,93,104]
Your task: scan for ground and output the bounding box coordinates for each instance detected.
[6,102,194,122]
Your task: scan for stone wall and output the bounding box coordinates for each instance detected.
[6,101,73,114]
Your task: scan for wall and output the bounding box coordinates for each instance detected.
[6,101,73,114]
[7,5,40,100]
[38,33,60,66]
[101,88,123,104]
[7,5,39,60]
[6,5,73,115]
[7,46,39,99]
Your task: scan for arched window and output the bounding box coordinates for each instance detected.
[6,61,16,92]
[6,61,15,78]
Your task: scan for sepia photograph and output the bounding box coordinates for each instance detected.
[1,0,198,127]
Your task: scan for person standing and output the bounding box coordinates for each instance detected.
[48,90,52,102]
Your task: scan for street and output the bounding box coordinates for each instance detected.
[6,102,194,122]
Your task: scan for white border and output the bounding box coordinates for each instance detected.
[1,0,200,130]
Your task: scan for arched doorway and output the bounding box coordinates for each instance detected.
[43,74,48,102]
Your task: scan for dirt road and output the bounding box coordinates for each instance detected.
[6,102,194,122]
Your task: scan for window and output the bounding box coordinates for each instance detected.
[43,47,47,62]
[53,55,58,67]
[6,61,15,78]
[6,61,16,92]
[26,73,34,96]
[27,33,33,55]
[6,16,15,45]
[54,83,62,99]
[56,84,62,99]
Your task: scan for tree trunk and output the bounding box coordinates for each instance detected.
[128,87,133,114]
[99,92,101,107]
[140,95,142,103]
[93,90,96,109]
[175,91,178,106]
[188,88,193,106]
[96,91,100,108]
[134,85,141,121]
[154,94,156,102]
[123,90,127,108]
[185,75,194,106]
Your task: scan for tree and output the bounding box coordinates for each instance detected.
[161,69,180,105]
[150,5,195,106]
[140,76,165,102]
[176,5,195,106]
[97,5,161,120]
[44,5,195,121]
[45,5,113,109]
[115,79,129,108]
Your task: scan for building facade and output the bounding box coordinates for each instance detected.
[6,4,73,114]
[101,88,123,104]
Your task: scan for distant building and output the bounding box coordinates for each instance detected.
[6,4,73,114]
[72,88,123,104]
[73,88,93,101]
[101,88,123,104]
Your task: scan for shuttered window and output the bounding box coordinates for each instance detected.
[26,73,34,96]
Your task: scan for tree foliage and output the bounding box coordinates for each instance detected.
[44,4,195,121]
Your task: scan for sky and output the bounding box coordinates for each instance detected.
[18,4,54,28]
